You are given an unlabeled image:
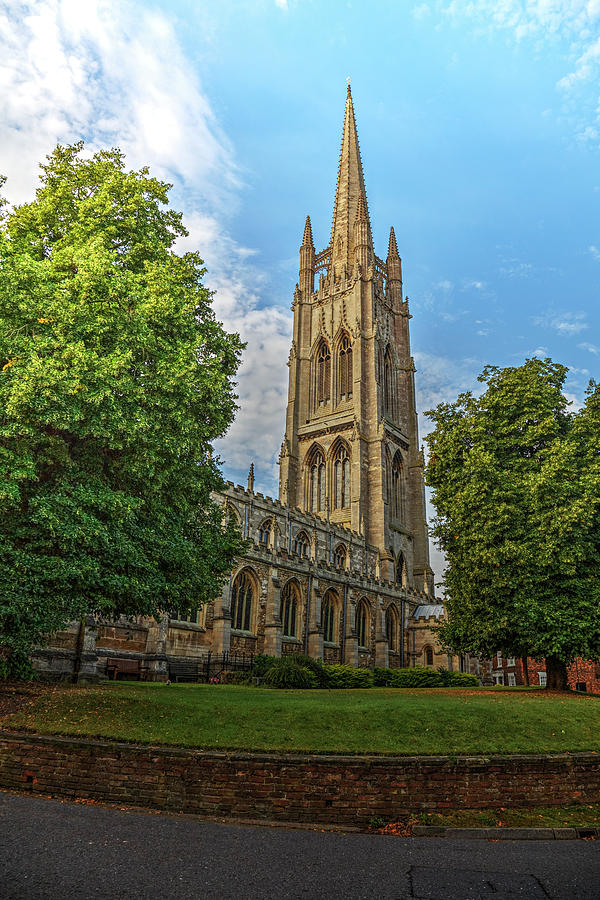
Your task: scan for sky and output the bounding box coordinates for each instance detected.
[2,0,599,580]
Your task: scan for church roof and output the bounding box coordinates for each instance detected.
[413,603,445,620]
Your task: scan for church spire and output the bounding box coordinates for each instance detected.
[330,84,372,277]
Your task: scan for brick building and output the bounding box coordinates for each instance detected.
[34,87,458,682]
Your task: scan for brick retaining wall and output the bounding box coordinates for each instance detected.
[1,730,599,826]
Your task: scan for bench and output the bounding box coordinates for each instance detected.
[106,658,141,681]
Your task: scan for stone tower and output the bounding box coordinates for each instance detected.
[278,86,433,594]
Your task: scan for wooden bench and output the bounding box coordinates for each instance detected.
[168,660,200,683]
[106,658,141,681]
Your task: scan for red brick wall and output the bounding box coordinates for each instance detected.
[1,731,599,826]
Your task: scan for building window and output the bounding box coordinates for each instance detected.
[493,673,504,685]
[356,599,368,648]
[258,519,272,547]
[496,652,502,665]
[338,334,353,401]
[333,544,347,569]
[538,671,547,687]
[281,581,298,638]
[294,530,310,558]
[391,451,406,522]
[307,447,326,512]
[322,591,337,643]
[507,657,516,667]
[385,606,397,651]
[425,646,434,666]
[172,609,199,624]
[317,341,331,405]
[383,346,393,419]
[333,443,351,510]
[231,569,254,632]
[396,551,405,586]
[508,673,516,686]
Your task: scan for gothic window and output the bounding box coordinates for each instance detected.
[322,590,337,643]
[383,346,393,419]
[258,519,272,547]
[294,530,310,558]
[333,543,347,569]
[425,646,434,667]
[396,550,405,586]
[391,451,406,522]
[307,447,326,513]
[356,599,369,648]
[386,606,398,650]
[172,609,199,624]
[281,580,299,638]
[231,569,254,632]
[333,443,351,510]
[338,334,353,401]
[317,341,331,406]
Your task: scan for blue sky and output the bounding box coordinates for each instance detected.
[2,0,599,575]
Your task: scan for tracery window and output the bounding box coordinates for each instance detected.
[281,580,298,638]
[385,606,398,650]
[308,448,326,513]
[338,334,353,401]
[322,591,337,643]
[391,452,406,522]
[333,443,351,510]
[356,599,369,648]
[317,341,331,406]
[258,519,272,547]
[294,530,310,558]
[231,569,254,632]
[333,543,347,569]
[383,346,393,419]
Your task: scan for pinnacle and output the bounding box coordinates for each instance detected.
[387,226,399,258]
[355,195,367,222]
[301,214,314,248]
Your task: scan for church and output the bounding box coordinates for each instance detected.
[34,88,467,682]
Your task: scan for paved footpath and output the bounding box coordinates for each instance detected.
[1,792,599,899]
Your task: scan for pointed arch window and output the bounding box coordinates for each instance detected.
[396,550,405,586]
[383,346,393,419]
[386,605,398,650]
[293,530,310,559]
[308,448,326,513]
[391,452,406,523]
[333,543,347,569]
[339,334,353,401]
[333,443,351,510]
[258,519,272,547]
[231,569,254,632]
[425,646,434,667]
[322,590,337,643]
[317,342,331,406]
[281,580,299,638]
[356,599,369,648]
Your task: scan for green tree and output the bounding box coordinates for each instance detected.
[425,358,600,689]
[0,144,245,678]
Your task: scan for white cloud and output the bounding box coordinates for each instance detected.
[533,311,588,335]
[579,340,600,353]
[589,244,600,260]
[0,0,291,496]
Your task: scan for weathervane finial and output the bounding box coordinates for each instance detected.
[347,76,351,95]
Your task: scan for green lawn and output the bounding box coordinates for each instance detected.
[4,683,600,756]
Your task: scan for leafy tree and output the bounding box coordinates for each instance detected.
[0,144,245,677]
[425,358,600,689]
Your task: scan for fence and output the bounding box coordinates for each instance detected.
[168,651,255,684]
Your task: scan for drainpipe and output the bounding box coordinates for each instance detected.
[400,598,405,667]
[341,583,348,661]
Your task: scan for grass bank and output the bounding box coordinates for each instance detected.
[3,683,599,756]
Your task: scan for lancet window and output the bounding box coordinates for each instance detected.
[231,569,254,632]
[333,443,351,510]
[322,590,337,643]
[425,646,434,667]
[385,605,398,650]
[391,451,406,523]
[356,599,369,648]
[396,550,405,586]
[281,580,299,638]
[293,530,310,559]
[383,346,394,419]
[307,448,326,513]
[317,341,331,406]
[333,543,347,569]
[338,334,353,401]
[258,519,272,547]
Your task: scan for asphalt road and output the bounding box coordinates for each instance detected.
[1,792,599,899]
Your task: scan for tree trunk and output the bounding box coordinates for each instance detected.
[521,656,530,686]
[545,656,568,690]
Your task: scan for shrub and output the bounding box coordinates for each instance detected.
[263,659,318,689]
[219,671,253,685]
[322,664,373,689]
[287,653,328,687]
[373,667,444,687]
[447,671,479,687]
[252,654,278,677]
